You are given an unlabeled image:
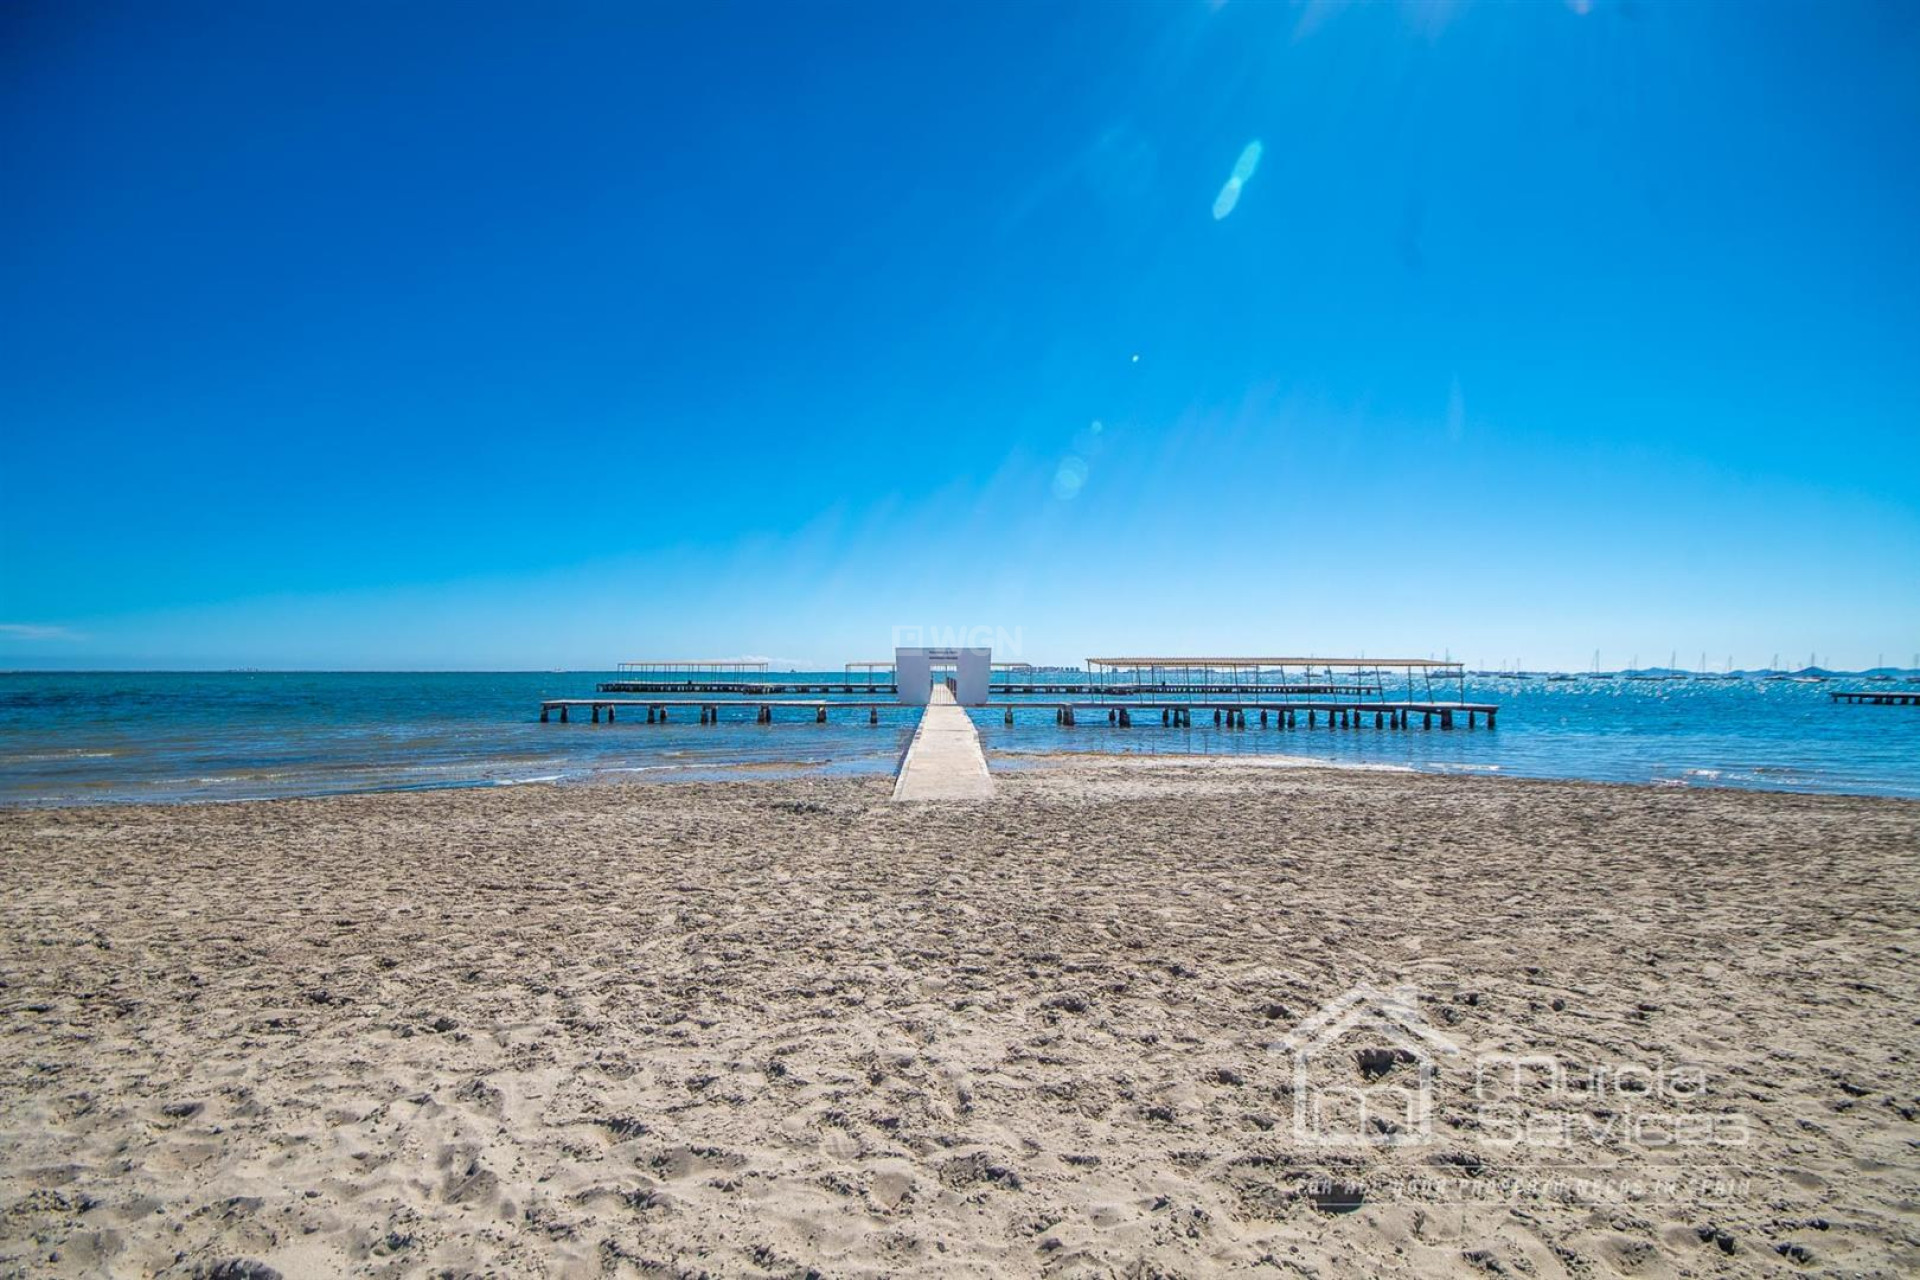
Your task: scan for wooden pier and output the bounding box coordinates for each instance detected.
[542,699,901,724]
[541,697,1497,729]
[557,655,1500,731]
[1831,689,1920,706]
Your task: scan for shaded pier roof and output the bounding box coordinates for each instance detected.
[1087,657,1464,668]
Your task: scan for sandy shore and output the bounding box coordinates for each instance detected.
[2,762,1916,1277]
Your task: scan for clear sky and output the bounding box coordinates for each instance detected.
[3,0,1917,671]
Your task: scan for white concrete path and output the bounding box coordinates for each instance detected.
[891,685,994,801]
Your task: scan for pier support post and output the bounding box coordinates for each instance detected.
[870,707,878,725]
[1442,710,1454,730]
[592,705,600,723]
[1162,708,1170,726]
[648,706,657,723]
[1375,710,1383,729]
[816,706,827,724]
[1005,707,1014,725]
[1260,709,1268,728]
[1468,711,1476,729]
[1120,709,1131,727]
[607,706,615,722]
[1308,711,1316,728]
[560,705,568,722]
[1108,708,1117,724]
[1487,710,1496,730]
[659,707,668,722]
[1287,710,1296,729]
[540,707,549,723]
[1213,709,1222,726]
[1423,711,1431,729]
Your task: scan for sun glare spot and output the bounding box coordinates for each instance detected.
[1212,140,1263,220]
[1052,455,1089,500]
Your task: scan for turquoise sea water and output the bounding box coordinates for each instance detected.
[2,672,1918,806]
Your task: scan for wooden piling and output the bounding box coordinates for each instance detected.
[540,707,549,723]
[816,706,827,723]
[592,704,600,723]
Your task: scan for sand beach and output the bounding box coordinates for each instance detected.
[2,760,1916,1277]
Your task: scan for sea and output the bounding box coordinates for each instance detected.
[2,671,1918,807]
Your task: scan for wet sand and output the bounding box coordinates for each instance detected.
[2,762,1916,1277]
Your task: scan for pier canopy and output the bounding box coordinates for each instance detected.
[617,659,769,675]
[1085,657,1466,703]
[1086,657,1462,669]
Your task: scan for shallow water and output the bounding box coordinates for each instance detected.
[1,671,1916,805]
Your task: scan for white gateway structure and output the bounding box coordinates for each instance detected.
[895,647,991,707]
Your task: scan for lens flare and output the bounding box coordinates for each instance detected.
[1212,140,1263,220]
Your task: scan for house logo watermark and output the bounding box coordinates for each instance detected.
[1276,984,1459,1147]
[1273,983,1751,1152]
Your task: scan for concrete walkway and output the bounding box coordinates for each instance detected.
[891,685,994,801]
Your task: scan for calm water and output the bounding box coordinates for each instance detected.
[2,671,1918,806]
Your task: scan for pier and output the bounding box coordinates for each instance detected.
[892,685,993,801]
[540,699,900,724]
[539,697,1495,730]
[1831,689,1920,706]
[547,653,1501,743]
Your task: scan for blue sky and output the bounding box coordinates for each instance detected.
[3,0,1917,671]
